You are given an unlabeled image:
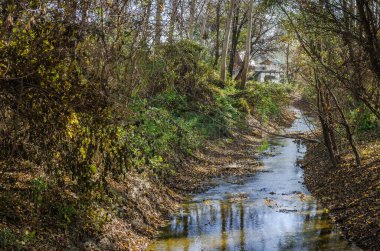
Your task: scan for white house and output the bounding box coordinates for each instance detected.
[234,53,285,83]
[252,58,284,83]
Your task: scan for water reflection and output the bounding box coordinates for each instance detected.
[148,108,359,251]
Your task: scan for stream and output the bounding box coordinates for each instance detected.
[148,108,360,251]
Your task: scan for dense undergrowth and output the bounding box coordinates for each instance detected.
[1,33,291,249]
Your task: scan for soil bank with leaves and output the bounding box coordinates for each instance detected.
[301,124,380,250]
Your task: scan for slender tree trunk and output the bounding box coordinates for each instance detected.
[200,0,209,45]
[356,0,380,80]
[168,0,178,44]
[315,70,338,168]
[324,83,361,166]
[220,0,234,81]
[240,0,253,88]
[155,0,164,46]
[189,0,197,40]
[142,1,152,46]
[178,0,185,39]
[228,4,239,76]
[285,42,290,82]
[213,0,221,67]
[324,90,339,156]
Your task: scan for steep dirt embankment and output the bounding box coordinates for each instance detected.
[300,126,380,249]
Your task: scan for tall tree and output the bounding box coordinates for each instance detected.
[228,1,241,76]
[142,1,153,45]
[240,0,254,88]
[213,0,222,67]
[168,0,179,43]
[220,0,234,80]
[155,0,164,46]
[200,0,210,45]
[189,0,197,40]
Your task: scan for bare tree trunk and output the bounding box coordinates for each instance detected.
[155,0,164,46]
[228,4,247,78]
[200,0,209,45]
[189,0,197,40]
[324,83,361,166]
[240,0,253,88]
[220,0,234,81]
[178,0,185,39]
[142,1,152,45]
[168,0,178,44]
[213,0,221,67]
[356,0,380,80]
[315,70,338,168]
[285,41,290,82]
[228,3,239,76]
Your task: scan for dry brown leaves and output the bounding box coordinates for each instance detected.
[302,136,380,250]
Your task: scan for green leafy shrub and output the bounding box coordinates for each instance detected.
[55,204,78,229]
[123,78,246,176]
[257,140,270,152]
[0,10,131,191]
[350,106,379,131]
[208,91,243,135]
[31,177,48,206]
[0,227,36,249]
[138,40,213,101]
[0,228,16,249]
[125,94,202,176]
[243,82,291,122]
[238,98,252,114]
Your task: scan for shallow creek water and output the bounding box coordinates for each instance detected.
[148,108,360,251]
